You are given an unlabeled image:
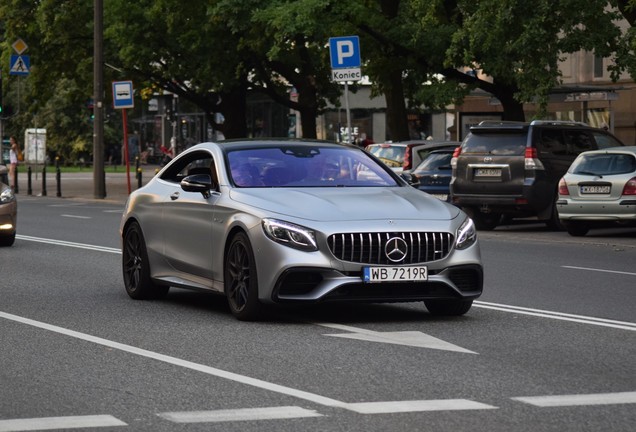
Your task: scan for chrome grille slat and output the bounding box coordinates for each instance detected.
[328,231,454,264]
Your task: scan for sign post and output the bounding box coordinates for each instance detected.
[112,80,134,194]
[329,36,362,144]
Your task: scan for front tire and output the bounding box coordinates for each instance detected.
[424,299,473,316]
[122,221,169,299]
[0,232,16,247]
[224,232,261,321]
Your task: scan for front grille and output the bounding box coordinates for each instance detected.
[328,232,454,264]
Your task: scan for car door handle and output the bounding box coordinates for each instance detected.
[170,192,180,200]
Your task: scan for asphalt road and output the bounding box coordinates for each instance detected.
[1,196,635,432]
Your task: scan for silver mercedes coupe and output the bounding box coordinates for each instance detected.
[120,140,483,320]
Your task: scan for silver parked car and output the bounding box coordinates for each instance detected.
[120,140,483,320]
[557,146,636,236]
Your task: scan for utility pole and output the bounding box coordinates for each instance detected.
[93,0,106,198]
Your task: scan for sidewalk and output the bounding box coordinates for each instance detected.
[13,164,162,204]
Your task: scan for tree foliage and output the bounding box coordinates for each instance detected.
[2,0,636,159]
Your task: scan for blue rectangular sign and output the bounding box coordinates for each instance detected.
[112,81,134,109]
[329,36,361,69]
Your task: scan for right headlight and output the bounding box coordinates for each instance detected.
[262,218,318,252]
[455,217,477,250]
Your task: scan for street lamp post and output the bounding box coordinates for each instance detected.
[93,0,105,198]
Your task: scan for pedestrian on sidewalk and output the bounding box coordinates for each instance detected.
[8,136,21,191]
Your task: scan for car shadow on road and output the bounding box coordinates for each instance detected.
[154,289,475,324]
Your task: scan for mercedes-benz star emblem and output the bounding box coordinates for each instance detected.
[385,237,409,263]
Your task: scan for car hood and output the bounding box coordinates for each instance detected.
[229,187,460,221]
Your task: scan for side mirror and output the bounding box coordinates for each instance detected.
[181,174,215,198]
[399,172,420,187]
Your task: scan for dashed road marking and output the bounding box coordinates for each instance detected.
[158,406,323,423]
[513,391,636,407]
[0,415,126,432]
[344,399,497,414]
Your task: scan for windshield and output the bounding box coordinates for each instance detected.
[462,133,527,155]
[226,145,398,187]
[570,153,636,176]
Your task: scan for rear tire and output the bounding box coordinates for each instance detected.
[564,221,589,237]
[464,207,500,231]
[424,299,473,316]
[545,197,565,231]
[122,222,169,299]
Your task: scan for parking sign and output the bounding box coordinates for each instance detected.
[329,36,361,69]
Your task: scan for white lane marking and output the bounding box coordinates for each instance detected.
[474,301,636,331]
[562,265,636,277]
[0,415,126,432]
[345,399,497,414]
[158,406,322,423]
[513,391,636,407]
[61,214,91,219]
[317,323,476,354]
[16,235,120,254]
[103,210,123,213]
[0,311,348,410]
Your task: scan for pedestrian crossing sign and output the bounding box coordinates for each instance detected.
[10,55,30,75]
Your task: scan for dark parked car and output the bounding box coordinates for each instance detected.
[366,140,460,174]
[450,120,625,230]
[410,145,459,202]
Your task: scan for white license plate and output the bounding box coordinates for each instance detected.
[580,185,610,194]
[363,266,428,283]
[475,168,501,177]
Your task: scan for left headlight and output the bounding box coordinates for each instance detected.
[455,217,477,250]
[0,188,14,203]
[262,218,318,251]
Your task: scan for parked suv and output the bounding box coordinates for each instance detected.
[450,120,625,230]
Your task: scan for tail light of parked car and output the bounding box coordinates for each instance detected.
[524,147,545,170]
[558,178,569,196]
[450,147,461,169]
[622,177,636,195]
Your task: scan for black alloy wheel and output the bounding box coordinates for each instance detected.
[122,222,169,299]
[224,232,261,321]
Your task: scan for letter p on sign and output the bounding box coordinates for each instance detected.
[329,36,361,69]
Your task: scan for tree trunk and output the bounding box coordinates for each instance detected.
[384,70,410,141]
[216,84,248,139]
[297,82,318,139]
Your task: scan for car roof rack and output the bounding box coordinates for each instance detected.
[529,120,589,127]
[477,120,526,126]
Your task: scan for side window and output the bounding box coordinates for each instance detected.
[537,129,567,155]
[160,151,214,183]
[563,130,594,155]
[592,132,624,149]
